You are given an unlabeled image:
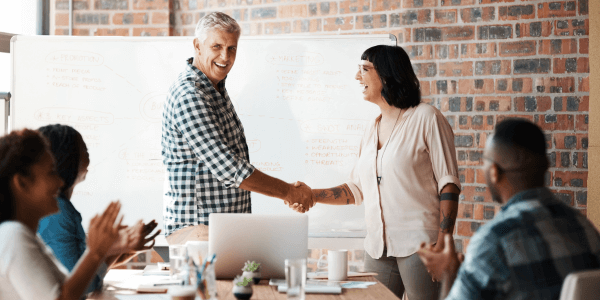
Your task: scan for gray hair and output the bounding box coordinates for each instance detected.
[194,12,241,43]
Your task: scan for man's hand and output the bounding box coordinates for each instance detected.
[417,234,464,282]
[283,181,315,213]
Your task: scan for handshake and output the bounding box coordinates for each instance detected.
[283,181,316,213]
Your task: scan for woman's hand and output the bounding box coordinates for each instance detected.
[87,201,123,259]
[417,234,464,282]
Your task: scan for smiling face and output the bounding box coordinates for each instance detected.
[193,29,239,88]
[356,60,383,104]
[23,150,64,217]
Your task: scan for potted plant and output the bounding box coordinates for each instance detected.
[242,260,262,284]
[232,275,253,300]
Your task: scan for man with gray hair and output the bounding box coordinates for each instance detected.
[161,12,314,236]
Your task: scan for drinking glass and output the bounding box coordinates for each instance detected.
[285,258,307,300]
[169,245,187,279]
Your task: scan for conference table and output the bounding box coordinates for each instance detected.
[89,269,401,300]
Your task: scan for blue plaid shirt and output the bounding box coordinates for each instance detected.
[162,58,255,236]
[447,187,600,300]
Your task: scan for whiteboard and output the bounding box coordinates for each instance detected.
[10,35,395,236]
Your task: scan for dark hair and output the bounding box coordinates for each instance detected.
[38,124,82,198]
[361,45,421,109]
[0,129,50,223]
[492,118,549,182]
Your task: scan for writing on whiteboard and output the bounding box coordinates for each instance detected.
[266,52,324,66]
[34,108,114,125]
[45,50,104,66]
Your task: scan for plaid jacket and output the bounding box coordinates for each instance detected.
[161,58,255,236]
[447,187,600,300]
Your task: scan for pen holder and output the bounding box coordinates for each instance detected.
[197,260,218,300]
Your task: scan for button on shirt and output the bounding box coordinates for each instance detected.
[38,196,108,294]
[446,187,600,300]
[345,103,461,258]
[162,58,255,236]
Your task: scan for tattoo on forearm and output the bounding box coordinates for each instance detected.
[332,187,343,199]
[317,190,330,199]
[440,211,455,233]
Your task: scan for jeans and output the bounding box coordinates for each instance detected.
[364,248,440,300]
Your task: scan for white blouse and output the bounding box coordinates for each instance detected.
[0,221,68,300]
[345,102,461,258]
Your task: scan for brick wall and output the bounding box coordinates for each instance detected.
[50,0,590,253]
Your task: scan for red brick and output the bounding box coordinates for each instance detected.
[432,80,458,95]
[514,96,552,112]
[440,97,473,112]
[439,61,473,77]
[179,13,194,26]
[435,9,457,24]
[539,39,577,55]
[113,13,148,25]
[553,171,587,188]
[405,45,433,60]
[56,13,69,26]
[458,203,474,219]
[461,42,497,58]
[413,63,437,78]
[420,81,431,97]
[133,0,168,10]
[132,27,169,36]
[474,96,511,112]
[323,17,353,31]
[535,77,576,93]
[553,133,588,150]
[572,151,587,169]
[460,7,495,23]
[535,114,575,131]
[458,115,494,131]
[580,38,589,54]
[473,204,484,220]
[456,220,482,237]
[495,78,533,94]
[372,0,400,11]
[576,114,588,131]
[278,4,307,18]
[249,23,263,35]
[516,21,552,38]
[475,169,486,184]
[355,14,387,30]
[403,0,436,8]
[461,186,491,203]
[459,168,475,184]
[537,1,577,18]
[292,19,321,33]
[497,114,534,124]
[555,19,589,36]
[264,21,291,34]
[390,28,411,44]
[436,44,459,59]
[553,57,588,74]
[579,77,589,92]
[152,12,169,25]
[392,10,432,26]
[72,28,90,36]
[474,60,511,76]
[308,2,337,16]
[339,0,370,14]
[443,26,475,41]
[498,5,534,20]
[458,79,494,94]
[457,150,484,166]
[499,41,536,57]
[94,28,130,36]
[479,0,514,3]
[441,0,476,6]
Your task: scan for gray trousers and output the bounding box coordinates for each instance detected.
[364,248,440,300]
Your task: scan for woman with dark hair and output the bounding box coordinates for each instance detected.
[0,129,122,300]
[290,45,461,299]
[37,124,161,295]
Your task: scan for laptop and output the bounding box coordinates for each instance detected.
[208,213,308,279]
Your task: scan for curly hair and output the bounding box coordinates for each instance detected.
[0,129,50,223]
[361,45,421,109]
[38,124,83,199]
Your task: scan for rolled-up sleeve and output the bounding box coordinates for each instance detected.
[345,135,366,206]
[426,110,461,194]
[173,91,255,188]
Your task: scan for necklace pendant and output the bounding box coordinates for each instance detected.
[377,176,382,185]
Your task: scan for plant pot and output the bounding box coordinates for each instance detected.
[242,271,261,285]
[232,284,253,300]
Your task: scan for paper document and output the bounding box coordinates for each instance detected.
[307,271,378,279]
[341,281,377,289]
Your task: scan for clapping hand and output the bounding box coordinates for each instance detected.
[87,201,123,259]
[283,181,315,213]
[417,234,464,282]
[110,219,161,254]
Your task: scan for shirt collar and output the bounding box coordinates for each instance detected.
[501,187,553,211]
[55,195,82,220]
[186,57,226,92]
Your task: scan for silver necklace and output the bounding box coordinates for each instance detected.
[377,109,403,185]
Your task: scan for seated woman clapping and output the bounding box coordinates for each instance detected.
[36,124,161,294]
[0,129,122,300]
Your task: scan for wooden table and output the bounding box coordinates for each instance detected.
[91,270,401,300]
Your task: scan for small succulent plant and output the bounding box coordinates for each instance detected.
[234,275,253,287]
[242,260,261,272]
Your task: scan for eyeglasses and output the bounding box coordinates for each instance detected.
[357,64,372,75]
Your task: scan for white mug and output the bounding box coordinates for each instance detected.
[317,250,348,281]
